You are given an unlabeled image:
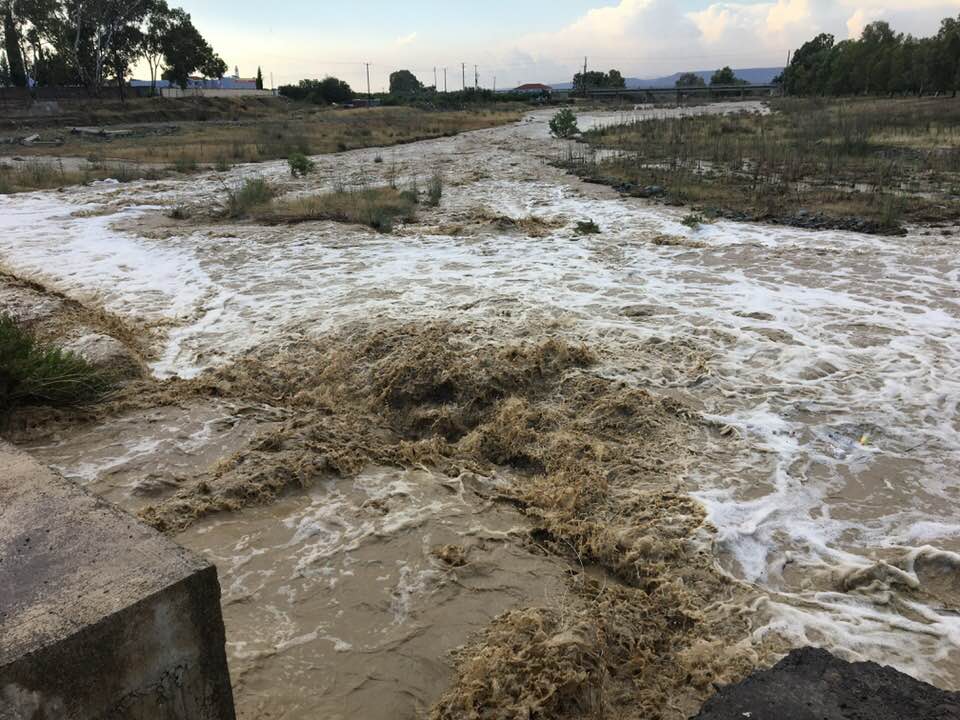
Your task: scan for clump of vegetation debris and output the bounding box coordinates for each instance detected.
[76,320,755,717]
[263,185,419,232]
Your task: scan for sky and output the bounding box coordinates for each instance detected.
[160,0,960,90]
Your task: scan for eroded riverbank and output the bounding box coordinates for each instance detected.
[3,104,960,717]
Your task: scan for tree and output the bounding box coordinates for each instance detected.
[60,0,154,95]
[140,0,172,94]
[572,68,626,92]
[160,7,224,89]
[104,20,142,99]
[549,108,578,138]
[278,76,352,104]
[389,68,421,94]
[0,52,10,85]
[318,75,350,102]
[606,68,625,88]
[2,0,27,87]
[255,65,262,90]
[675,72,705,88]
[710,66,746,86]
[13,0,78,87]
[932,15,960,95]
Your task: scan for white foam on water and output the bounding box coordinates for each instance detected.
[5,105,960,688]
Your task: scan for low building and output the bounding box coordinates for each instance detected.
[130,66,260,93]
[513,83,553,95]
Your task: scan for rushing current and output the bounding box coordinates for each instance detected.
[3,102,959,716]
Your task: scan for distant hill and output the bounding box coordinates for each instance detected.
[550,67,783,90]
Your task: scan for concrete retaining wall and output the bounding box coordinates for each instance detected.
[0,444,236,720]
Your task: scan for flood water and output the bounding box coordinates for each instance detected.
[4,102,960,714]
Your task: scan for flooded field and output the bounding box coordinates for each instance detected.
[3,102,960,717]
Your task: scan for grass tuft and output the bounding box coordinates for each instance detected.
[263,185,417,232]
[226,178,276,218]
[288,152,316,178]
[426,171,444,207]
[0,315,113,413]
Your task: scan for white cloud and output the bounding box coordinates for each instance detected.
[396,32,418,46]
[509,0,959,78]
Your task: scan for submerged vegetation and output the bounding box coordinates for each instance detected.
[0,159,163,194]
[288,152,316,178]
[566,96,960,234]
[0,315,112,414]
[264,186,419,232]
[225,178,276,218]
[119,321,748,716]
[549,108,580,138]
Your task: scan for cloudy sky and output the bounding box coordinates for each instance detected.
[169,0,960,90]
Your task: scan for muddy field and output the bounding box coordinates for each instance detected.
[2,102,960,718]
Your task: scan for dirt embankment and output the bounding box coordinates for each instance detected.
[0,268,149,371]
[27,321,755,717]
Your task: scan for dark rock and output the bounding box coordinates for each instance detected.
[692,647,960,720]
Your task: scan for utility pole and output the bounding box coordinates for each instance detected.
[474,64,478,90]
[493,75,496,93]
[270,72,274,92]
[783,50,791,96]
[365,62,372,107]
[433,66,437,90]
[443,67,447,93]
[462,62,466,91]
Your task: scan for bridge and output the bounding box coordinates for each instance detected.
[558,84,782,101]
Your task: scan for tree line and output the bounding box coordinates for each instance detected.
[0,0,226,96]
[781,14,960,96]
[675,67,748,88]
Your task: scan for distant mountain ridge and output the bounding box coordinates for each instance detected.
[549,66,783,90]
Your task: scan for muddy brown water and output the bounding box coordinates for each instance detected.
[5,102,960,714]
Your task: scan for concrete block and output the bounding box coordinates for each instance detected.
[0,443,235,720]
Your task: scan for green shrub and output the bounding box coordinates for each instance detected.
[288,152,316,178]
[173,155,198,173]
[226,178,275,218]
[426,171,443,207]
[681,213,706,229]
[214,156,232,172]
[549,108,579,138]
[0,316,113,413]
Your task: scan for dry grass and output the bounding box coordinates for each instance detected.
[262,185,418,232]
[5,106,523,167]
[0,159,164,194]
[570,96,960,233]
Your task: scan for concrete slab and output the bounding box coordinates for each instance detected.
[0,442,235,719]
